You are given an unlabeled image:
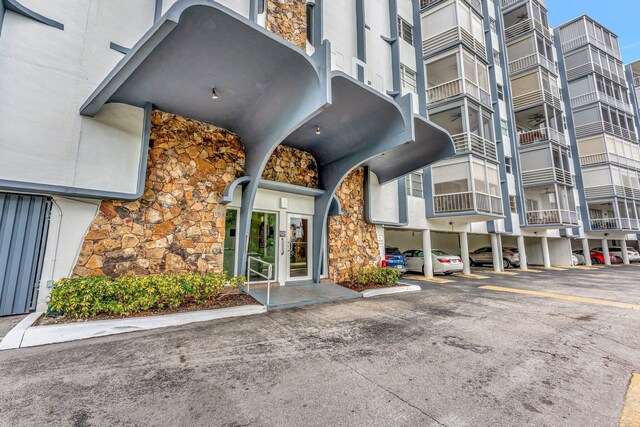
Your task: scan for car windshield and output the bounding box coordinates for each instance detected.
[432,249,450,256]
[504,247,518,253]
[386,247,402,255]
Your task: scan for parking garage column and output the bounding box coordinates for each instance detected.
[621,239,630,265]
[602,239,611,265]
[490,233,501,272]
[517,235,528,270]
[460,232,470,275]
[422,229,433,279]
[581,239,592,266]
[541,237,551,268]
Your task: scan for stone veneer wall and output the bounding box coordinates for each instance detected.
[261,145,318,188]
[328,168,381,282]
[266,0,307,50]
[72,111,245,278]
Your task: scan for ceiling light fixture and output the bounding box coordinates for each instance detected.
[211,87,219,100]
[315,125,321,135]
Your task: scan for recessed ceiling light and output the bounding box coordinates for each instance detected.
[315,125,321,135]
[211,87,219,100]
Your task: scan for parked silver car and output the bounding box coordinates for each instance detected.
[469,246,520,269]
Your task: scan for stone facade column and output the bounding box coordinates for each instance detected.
[541,236,551,268]
[602,239,611,265]
[490,233,501,272]
[517,235,528,270]
[460,231,470,275]
[422,230,433,278]
[621,239,630,265]
[582,238,592,266]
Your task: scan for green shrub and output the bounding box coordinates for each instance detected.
[354,267,401,287]
[47,273,245,319]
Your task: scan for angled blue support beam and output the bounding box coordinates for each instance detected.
[0,0,63,36]
[109,42,130,55]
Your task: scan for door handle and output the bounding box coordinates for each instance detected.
[280,237,285,256]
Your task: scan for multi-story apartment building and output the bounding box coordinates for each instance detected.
[557,16,640,264]
[1,0,639,317]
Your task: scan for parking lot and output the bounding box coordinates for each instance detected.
[1,265,640,426]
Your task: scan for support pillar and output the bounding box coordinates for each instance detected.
[541,236,551,268]
[602,239,611,265]
[460,231,470,275]
[490,233,501,272]
[582,238,592,266]
[621,239,630,265]
[517,235,528,270]
[422,230,433,278]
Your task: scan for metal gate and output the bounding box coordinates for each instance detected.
[0,194,51,316]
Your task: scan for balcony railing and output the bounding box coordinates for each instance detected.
[504,18,553,42]
[580,152,640,170]
[501,0,546,10]
[575,121,638,142]
[561,35,620,59]
[570,91,633,113]
[423,27,487,60]
[421,0,481,14]
[427,78,463,103]
[589,217,640,231]
[434,191,503,215]
[521,167,573,186]
[451,132,498,160]
[508,53,557,75]
[526,209,579,226]
[464,79,492,107]
[512,89,562,111]
[566,62,627,87]
[518,127,566,146]
[584,185,640,200]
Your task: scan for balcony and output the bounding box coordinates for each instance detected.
[423,27,487,60]
[561,35,620,59]
[427,77,491,107]
[508,53,556,76]
[589,217,640,231]
[518,127,566,146]
[421,0,482,15]
[521,167,573,186]
[501,0,547,10]
[580,152,640,170]
[634,75,640,88]
[434,191,503,215]
[451,132,498,160]
[504,18,553,42]
[512,89,562,111]
[526,209,579,226]
[570,91,633,114]
[565,62,627,87]
[575,121,638,142]
[584,185,640,200]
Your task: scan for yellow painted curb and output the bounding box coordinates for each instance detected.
[403,275,453,284]
[458,274,490,279]
[620,372,640,427]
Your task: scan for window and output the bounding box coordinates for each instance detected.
[400,64,417,94]
[406,172,424,198]
[497,84,504,101]
[489,18,497,33]
[505,157,512,174]
[509,195,517,213]
[501,119,508,137]
[398,17,413,45]
[493,50,501,65]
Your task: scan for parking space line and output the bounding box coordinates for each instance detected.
[483,270,519,275]
[479,285,640,311]
[458,274,489,279]
[403,276,453,284]
[519,269,542,273]
[620,373,640,427]
[570,266,601,270]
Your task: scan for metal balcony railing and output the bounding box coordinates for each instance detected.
[561,35,621,59]
[451,132,498,160]
[575,121,638,142]
[508,53,557,75]
[518,127,566,146]
[580,152,640,170]
[512,89,562,111]
[570,91,633,113]
[526,209,579,225]
[434,191,503,215]
[589,217,640,231]
[504,18,553,42]
[501,0,546,10]
[423,27,487,60]
[421,0,481,14]
[521,167,573,186]
[427,78,463,103]
[566,62,627,87]
[584,185,640,200]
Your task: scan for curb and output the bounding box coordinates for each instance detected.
[361,284,422,298]
[2,305,266,350]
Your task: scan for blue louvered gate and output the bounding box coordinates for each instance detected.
[0,194,51,316]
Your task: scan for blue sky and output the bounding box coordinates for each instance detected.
[547,0,640,63]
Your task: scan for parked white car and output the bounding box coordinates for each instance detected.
[594,246,640,263]
[403,249,464,275]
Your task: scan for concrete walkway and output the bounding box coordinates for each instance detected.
[248,282,361,310]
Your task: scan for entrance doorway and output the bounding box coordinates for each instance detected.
[247,211,277,282]
[287,214,311,281]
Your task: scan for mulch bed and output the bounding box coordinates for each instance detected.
[36,293,259,326]
[335,282,402,293]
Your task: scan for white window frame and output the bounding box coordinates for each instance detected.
[406,172,424,198]
[398,16,413,45]
[400,64,417,94]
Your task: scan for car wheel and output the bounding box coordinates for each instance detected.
[502,258,510,269]
[615,256,622,264]
[592,258,600,265]
[469,258,476,267]
[421,265,425,275]
[444,271,454,276]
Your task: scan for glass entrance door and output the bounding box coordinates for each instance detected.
[247,212,277,282]
[288,215,311,281]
